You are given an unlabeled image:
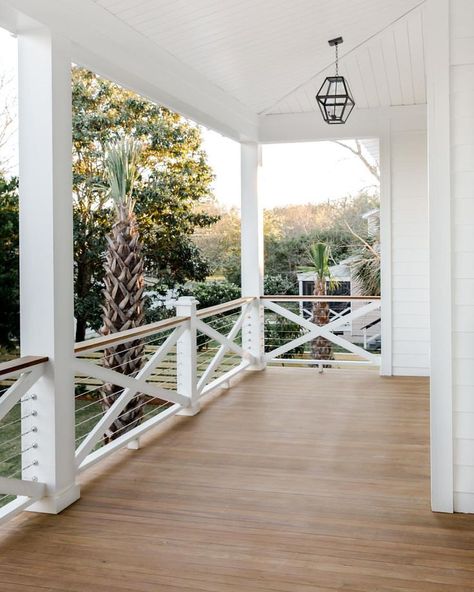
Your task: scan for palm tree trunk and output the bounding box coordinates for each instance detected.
[311,277,334,361]
[101,204,145,442]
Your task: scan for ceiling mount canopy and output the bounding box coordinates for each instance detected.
[316,37,355,124]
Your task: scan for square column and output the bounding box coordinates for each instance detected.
[18,25,79,512]
[445,0,474,514]
[175,297,200,416]
[240,142,265,369]
[425,0,454,514]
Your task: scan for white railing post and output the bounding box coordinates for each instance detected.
[242,300,265,369]
[241,142,265,370]
[18,25,79,513]
[175,297,200,415]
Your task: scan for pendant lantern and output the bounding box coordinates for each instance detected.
[316,37,355,124]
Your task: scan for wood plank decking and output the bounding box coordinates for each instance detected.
[1,367,474,591]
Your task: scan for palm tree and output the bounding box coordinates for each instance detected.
[101,139,146,441]
[345,221,381,296]
[299,243,336,361]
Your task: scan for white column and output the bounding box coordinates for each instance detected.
[175,297,200,415]
[18,25,79,512]
[425,0,454,513]
[240,142,265,369]
[446,0,474,514]
[379,121,393,377]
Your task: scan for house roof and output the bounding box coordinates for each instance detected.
[362,208,380,219]
[297,262,352,282]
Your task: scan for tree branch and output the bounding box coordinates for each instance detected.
[332,139,380,182]
[344,220,380,260]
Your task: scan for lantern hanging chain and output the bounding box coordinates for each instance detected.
[335,42,339,77]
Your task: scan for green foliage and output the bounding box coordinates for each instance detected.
[143,280,240,327]
[264,316,304,358]
[196,192,380,286]
[265,228,352,278]
[184,280,241,309]
[268,192,379,239]
[105,139,142,211]
[136,183,216,285]
[263,274,298,295]
[72,66,217,340]
[299,242,332,282]
[349,239,381,296]
[0,176,19,349]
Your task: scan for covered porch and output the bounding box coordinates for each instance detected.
[0,2,473,584]
[5,367,471,592]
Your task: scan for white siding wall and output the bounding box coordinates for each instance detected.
[451,0,474,513]
[391,130,430,376]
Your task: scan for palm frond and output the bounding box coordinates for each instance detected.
[350,244,381,296]
[105,139,142,212]
[297,242,336,286]
[345,221,381,296]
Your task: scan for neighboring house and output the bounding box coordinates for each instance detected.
[297,262,381,349]
[362,208,380,237]
[297,262,352,326]
[297,209,381,349]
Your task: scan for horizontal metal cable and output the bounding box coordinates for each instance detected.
[0,427,37,451]
[94,400,171,446]
[0,443,37,467]
[0,411,36,432]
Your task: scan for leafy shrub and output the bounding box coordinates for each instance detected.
[264,316,305,358]
[184,280,241,309]
[264,274,298,296]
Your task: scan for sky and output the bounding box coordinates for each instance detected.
[0,27,377,210]
[201,129,377,209]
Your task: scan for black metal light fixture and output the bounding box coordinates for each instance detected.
[316,37,355,124]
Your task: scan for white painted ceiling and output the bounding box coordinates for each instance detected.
[93,0,426,115]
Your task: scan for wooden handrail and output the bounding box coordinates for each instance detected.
[75,294,378,355]
[0,355,49,377]
[196,297,255,320]
[261,295,381,302]
[75,297,255,354]
[74,316,188,354]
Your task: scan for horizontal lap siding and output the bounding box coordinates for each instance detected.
[391,130,430,376]
[451,0,474,513]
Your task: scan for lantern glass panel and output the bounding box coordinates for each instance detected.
[316,75,355,124]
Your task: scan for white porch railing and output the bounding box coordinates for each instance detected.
[0,293,380,525]
[262,295,381,368]
[0,356,49,525]
[72,297,255,473]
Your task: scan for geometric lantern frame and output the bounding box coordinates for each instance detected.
[316,37,355,125]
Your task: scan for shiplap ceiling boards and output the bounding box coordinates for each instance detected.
[93,0,426,117]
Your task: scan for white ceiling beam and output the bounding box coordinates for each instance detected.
[258,104,427,143]
[1,0,259,142]
[0,2,18,31]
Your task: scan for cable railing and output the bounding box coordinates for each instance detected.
[72,297,255,473]
[0,356,48,524]
[0,293,381,526]
[262,295,382,368]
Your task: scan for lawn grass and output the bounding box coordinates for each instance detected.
[0,399,105,508]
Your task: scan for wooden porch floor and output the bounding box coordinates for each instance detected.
[1,367,474,591]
